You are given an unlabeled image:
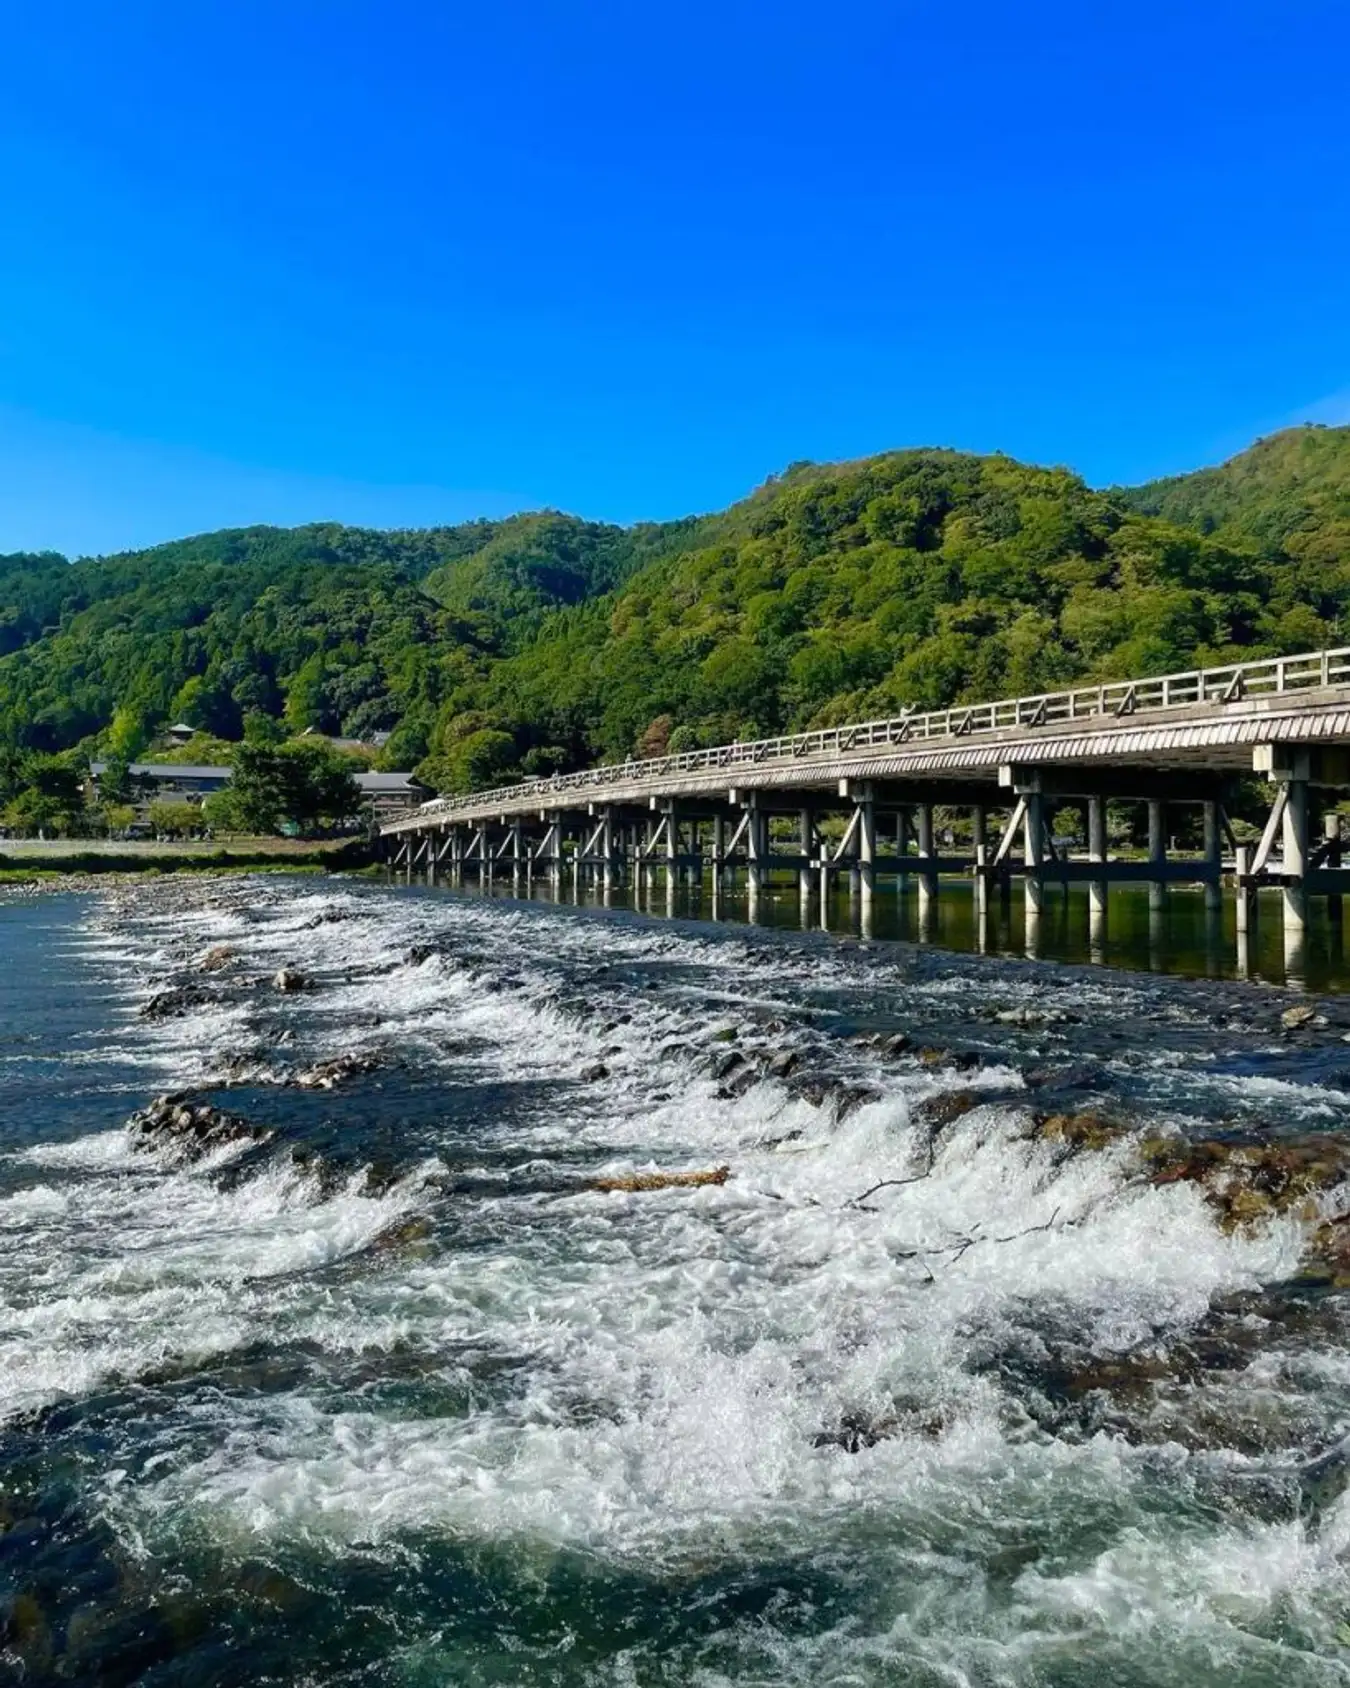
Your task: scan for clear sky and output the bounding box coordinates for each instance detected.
[2,0,1348,557]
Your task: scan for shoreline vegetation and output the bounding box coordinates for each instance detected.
[0,837,370,884]
[0,426,1347,837]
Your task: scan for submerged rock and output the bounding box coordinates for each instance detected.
[1035,1111,1124,1151]
[198,944,235,972]
[709,1048,748,1082]
[140,985,216,1020]
[814,1403,947,1453]
[127,1093,272,1163]
[579,1061,609,1083]
[1148,1134,1350,1234]
[294,1052,382,1090]
[913,1090,980,1132]
[272,967,308,993]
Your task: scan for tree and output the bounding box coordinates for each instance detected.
[224,742,361,835]
[148,801,203,838]
[0,754,85,835]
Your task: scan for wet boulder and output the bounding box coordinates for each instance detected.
[918,1046,981,1073]
[579,1061,610,1083]
[127,1093,271,1163]
[709,1048,748,1082]
[1281,1003,1327,1031]
[913,1089,980,1133]
[1023,1061,1110,1094]
[272,967,308,993]
[294,1052,382,1090]
[1149,1133,1350,1234]
[140,985,216,1021]
[1034,1111,1124,1152]
[198,945,235,972]
[719,1063,761,1100]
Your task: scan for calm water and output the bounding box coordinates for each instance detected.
[4,877,1350,1685]
[426,867,1350,992]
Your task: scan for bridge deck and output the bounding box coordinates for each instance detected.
[383,647,1350,833]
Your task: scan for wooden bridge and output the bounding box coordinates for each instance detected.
[381,645,1350,956]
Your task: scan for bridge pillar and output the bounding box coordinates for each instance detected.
[1283,774,1309,933]
[896,808,911,889]
[1085,796,1108,924]
[1327,813,1344,927]
[1234,844,1255,937]
[1023,791,1045,916]
[798,807,813,910]
[1147,799,1167,913]
[664,802,678,893]
[916,801,937,923]
[1202,800,1222,915]
[600,808,614,897]
[858,784,876,921]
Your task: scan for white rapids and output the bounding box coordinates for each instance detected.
[4,876,1350,1685]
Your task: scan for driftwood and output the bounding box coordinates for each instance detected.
[590,1165,731,1194]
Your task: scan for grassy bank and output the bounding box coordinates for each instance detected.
[0,837,374,880]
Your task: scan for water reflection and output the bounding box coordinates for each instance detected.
[414,870,1350,992]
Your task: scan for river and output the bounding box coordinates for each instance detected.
[3,875,1350,1685]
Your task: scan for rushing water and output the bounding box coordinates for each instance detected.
[5,876,1350,1685]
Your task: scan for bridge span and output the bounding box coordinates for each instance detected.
[380,645,1350,950]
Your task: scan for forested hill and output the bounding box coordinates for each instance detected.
[2,425,1349,793]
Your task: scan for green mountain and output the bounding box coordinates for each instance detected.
[2,425,1348,794]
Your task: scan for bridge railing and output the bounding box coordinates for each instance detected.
[408,645,1350,820]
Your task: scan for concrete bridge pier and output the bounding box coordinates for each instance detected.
[1283,774,1309,934]
[916,801,938,925]
[1147,799,1167,914]
[857,784,877,921]
[1326,814,1344,930]
[798,807,814,910]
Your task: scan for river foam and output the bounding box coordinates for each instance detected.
[4,876,1350,1684]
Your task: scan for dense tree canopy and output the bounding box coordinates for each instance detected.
[1,426,1348,798]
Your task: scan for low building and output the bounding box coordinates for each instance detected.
[356,771,429,822]
[88,762,232,813]
[87,761,427,826]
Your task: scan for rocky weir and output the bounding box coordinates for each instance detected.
[3,874,1350,1685]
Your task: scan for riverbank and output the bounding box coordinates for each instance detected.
[0,836,372,884]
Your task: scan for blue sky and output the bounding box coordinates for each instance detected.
[2,0,1347,556]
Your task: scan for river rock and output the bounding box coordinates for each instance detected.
[127,1093,271,1163]
[719,1063,760,1099]
[272,967,308,992]
[198,945,235,972]
[1281,1003,1326,1030]
[766,1049,800,1079]
[913,1089,980,1132]
[294,1052,382,1090]
[1035,1111,1122,1151]
[709,1049,747,1081]
[579,1061,609,1082]
[140,985,215,1020]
